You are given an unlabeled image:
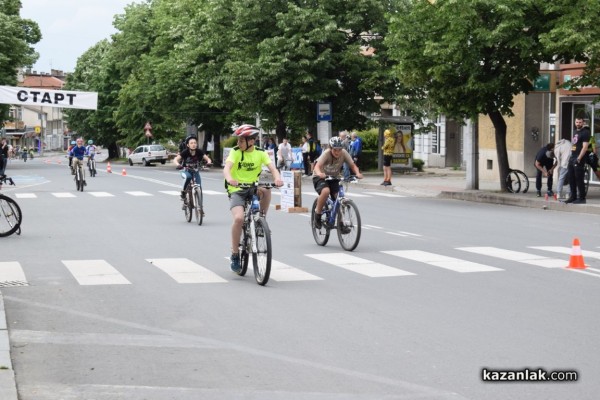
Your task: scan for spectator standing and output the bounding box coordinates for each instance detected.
[350,132,363,169]
[534,143,556,197]
[0,138,8,177]
[554,137,572,199]
[307,132,317,173]
[565,117,591,204]
[382,129,396,186]
[301,136,310,176]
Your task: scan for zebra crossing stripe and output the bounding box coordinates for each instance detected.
[0,262,28,285]
[270,260,323,282]
[456,247,565,268]
[306,253,414,277]
[363,192,405,198]
[383,250,502,273]
[159,191,181,196]
[125,191,153,196]
[14,193,36,199]
[530,246,600,260]
[146,258,227,283]
[62,260,131,285]
[88,192,114,197]
[52,193,76,198]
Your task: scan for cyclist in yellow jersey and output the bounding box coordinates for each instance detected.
[224,124,283,273]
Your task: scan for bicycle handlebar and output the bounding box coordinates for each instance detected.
[176,163,212,171]
[235,182,279,189]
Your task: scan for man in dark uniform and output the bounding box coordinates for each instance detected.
[534,143,555,197]
[565,118,591,204]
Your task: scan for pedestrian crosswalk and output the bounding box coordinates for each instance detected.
[1,246,598,287]
[11,189,406,199]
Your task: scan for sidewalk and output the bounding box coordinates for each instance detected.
[350,167,600,215]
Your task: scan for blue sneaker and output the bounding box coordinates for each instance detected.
[230,253,241,273]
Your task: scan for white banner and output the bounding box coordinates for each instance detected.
[0,85,98,110]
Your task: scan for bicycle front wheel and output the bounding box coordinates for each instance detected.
[0,194,22,237]
[311,199,330,246]
[337,199,361,251]
[252,217,272,286]
[183,190,192,222]
[515,170,529,193]
[505,170,521,193]
[194,186,203,225]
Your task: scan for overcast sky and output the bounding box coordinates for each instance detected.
[20,0,139,74]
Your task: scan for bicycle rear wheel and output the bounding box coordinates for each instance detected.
[0,194,22,237]
[505,170,521,193]
[311,199,330,246]
[336,199,361,251]
[252,217,271,286]
[184,189,192,222]
[194,186,203,225]
[514,170,529,193]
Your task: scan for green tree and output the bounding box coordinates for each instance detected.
[540,0,600,90]
[0,0,41,118]
[65,40,123,158]
[386,0,559,191]
[201,0,396,139]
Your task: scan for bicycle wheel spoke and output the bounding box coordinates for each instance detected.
[311,199,330,246]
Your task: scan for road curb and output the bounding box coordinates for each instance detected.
[0,291,17,400]
[438,190,600,214]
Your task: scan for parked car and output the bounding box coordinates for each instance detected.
[128,144,168,166]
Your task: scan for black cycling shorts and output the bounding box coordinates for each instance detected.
[383,155,392,167]
[587,152,599,171]
[313,176,340,196]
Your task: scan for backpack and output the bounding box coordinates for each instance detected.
[315,142,322,157]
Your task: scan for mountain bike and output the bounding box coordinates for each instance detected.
[311,176,361,251]
[0,176,22,237]
[234,182,278,286]
[87,157,97,177]
[74,160,86,192]
[177,164,210,225]
[505,169,529,194]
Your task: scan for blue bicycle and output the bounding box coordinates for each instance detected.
[311,176,361,251]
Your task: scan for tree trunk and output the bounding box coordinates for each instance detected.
[108,142,119,159]
[276,113,287,142]
[488,110,509,192]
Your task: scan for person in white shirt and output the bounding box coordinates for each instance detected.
[554,137,571,199]
[277,137,293,171]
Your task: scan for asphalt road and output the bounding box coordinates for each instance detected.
[0,156,599,400]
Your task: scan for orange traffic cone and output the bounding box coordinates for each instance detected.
[566,237,588,269]
[121,168,127,176]
[107,161,112,173]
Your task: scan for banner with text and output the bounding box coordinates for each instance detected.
[0,85,98,110]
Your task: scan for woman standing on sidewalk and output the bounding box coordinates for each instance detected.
[381,129,396,186]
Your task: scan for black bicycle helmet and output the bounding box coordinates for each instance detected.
[185,134,198,144]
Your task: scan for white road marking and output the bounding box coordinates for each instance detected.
[62,260,131,285]
[125,191,152,196]
[147,258,227,283]
[457,247,566,268]
[270,260,323,282]
[384,250,502,273]
[14,193,36,199]
[52,193,76,198]
[0,262,28,285]
[306,253,414,277]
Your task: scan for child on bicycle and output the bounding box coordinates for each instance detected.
[313,136,362,229]
[223,124,283,273]
[173,135,212,199]
[69,138,87,185]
